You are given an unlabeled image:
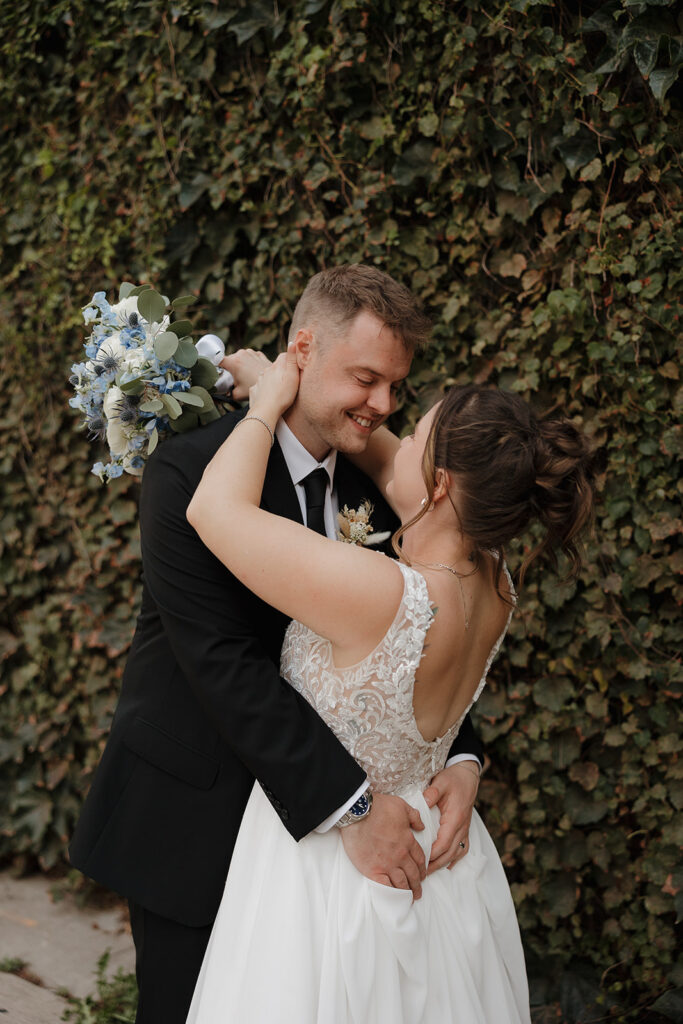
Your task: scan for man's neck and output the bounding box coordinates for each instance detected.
[282,406,331,462]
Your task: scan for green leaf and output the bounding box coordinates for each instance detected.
[649,65,680,101]
[147,427,159,456]
[154,331,179,362]
[139,399,164,413]
[118,282,135,301]
[169,411,199,433]
[633,39,659,78]
[171,295,198,311]
[200,406,221,425]
[160,392,182,418]
[188,385,214,413]
[137,289,167,324]
[171,319,193,338]
[191,357,219,390]
[127,284,152,298]
[175,339,198,368]
[119,377,145,396]
[175,391,205,408]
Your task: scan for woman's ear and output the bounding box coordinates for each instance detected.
[433,467,452,503]
[289,329,313,369]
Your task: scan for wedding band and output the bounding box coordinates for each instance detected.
[459,841,466,849]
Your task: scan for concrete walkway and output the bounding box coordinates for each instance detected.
[0,871,135,1022]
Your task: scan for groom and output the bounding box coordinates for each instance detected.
[70,265,484,1023]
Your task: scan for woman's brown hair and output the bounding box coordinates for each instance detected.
[393,386,597,593]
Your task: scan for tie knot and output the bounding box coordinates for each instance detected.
[302,468,329,536]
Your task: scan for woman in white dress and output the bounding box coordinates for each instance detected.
[185,351,595,1024]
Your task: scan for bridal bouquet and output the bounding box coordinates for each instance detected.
[69,283,221,482]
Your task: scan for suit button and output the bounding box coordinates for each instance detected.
[281,808,289,821]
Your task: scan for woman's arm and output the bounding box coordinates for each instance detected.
[186,352,404,660]
[345,426,401,511]
[223,348,401,510]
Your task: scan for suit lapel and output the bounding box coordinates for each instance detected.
[261,438,304,525]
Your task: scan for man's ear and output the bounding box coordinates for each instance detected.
[289,329,314,369]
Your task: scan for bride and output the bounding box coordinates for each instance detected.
[185,350,594,1023]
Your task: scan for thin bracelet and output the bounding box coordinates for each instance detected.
[233,415,274,447]
[452,762,481,781]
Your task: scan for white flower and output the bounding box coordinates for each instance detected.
[103,385,129,456]
[110,296,144,324]
[122,347,148,372]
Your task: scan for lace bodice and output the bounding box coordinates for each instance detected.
[280,562,514,794]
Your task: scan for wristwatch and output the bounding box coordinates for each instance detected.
[336,786,373,828]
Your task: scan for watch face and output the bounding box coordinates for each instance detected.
[351,794,370,817]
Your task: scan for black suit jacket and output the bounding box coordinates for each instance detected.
[69,409,483,927]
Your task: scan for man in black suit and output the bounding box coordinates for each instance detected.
[70,265,484,1023]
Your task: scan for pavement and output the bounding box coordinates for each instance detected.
[0,871,135,1023]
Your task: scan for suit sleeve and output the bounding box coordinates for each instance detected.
[138,434,366,841]
[446,713,484,766]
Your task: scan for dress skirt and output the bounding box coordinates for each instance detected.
[186,782,530,1023]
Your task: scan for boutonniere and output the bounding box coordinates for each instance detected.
[337,500,391,547]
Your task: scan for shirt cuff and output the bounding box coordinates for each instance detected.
[315,779,369,833]
[445,753,483,770]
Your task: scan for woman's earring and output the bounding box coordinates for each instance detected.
[420,498,428,507]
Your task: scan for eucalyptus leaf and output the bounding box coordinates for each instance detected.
[127,284,152,297]
[169,410,199,433]
[188,385,214,413]
[171,319,193,338]
[147,427,159,456]
[175,339,198,368]
[138,289,167,324]
[175,391,205,407]
[200,406,221,425]
[154,331,179,362]
[139,399,164,413]
[171,295,198,311]
[191,357,219,390]
[119,378,145,396]
[118,281,135,301]
[160,392,182,418]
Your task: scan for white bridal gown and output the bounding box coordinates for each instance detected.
[187,563,530,1024]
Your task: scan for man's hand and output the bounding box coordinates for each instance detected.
[339,792,426,899]
[423,761,480,874]
[221,349,272,401]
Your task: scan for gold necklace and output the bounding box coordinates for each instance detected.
[414,560,471,630]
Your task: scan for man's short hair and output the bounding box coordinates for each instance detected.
[288,265,431,352]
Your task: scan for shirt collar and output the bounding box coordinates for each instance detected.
[275,417,337,488]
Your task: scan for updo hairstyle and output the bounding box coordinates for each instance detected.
[394,385,597,593]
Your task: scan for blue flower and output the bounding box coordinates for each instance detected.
[129,456,145,469]
[85,342,99,359]
[91,291,111,314]
[106,463,124,479]
[91,461,106,479]
[83,306,98,324]
[69,395,84,410]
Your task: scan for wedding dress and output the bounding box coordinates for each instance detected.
[187,563,530,1023]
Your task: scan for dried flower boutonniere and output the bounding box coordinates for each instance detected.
[337,500,391,547]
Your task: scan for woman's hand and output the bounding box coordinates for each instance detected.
[220,349,272,401]
[249,350,300,422]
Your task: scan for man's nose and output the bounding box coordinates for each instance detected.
[367,384,394,416]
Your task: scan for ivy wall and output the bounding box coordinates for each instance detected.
[0,1,681,1020]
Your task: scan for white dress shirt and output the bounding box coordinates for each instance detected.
[275,419,480,832]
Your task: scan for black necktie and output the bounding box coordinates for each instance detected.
[302,468,329,536]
